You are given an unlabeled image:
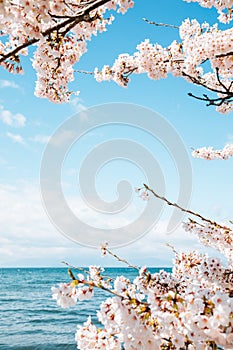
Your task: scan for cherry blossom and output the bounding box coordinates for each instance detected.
[0,0,134,102]
[185,0,233,23]
[75,316,121,350]
[26,1,232,348]
[192,143,233,160]
[52,179,233,349]
[1,1,233,110]
[95,17,233,113]
[51,282,78,308]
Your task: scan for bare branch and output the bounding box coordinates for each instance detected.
[188,92,231,107]
[143,183,232,231]
[75,69,94,75]
[142,18,179,29]
[182,71,231,95]
[182,70,233,107]
[103,246,140,272]
[61,261,90,275]
[215,67,229,92]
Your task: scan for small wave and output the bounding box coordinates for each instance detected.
[0,344,76,350]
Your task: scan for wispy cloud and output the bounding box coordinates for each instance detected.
[0,105,26,127]
[7,132,25,145]
[0,80,20,89]
[50,130,76,147]
[70,97,89,120]
[29,134,50,144]
[70,97,87,113]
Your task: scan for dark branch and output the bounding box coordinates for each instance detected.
[188,92,231,107]
[215,67,228,92]
[183,70,233,107]
[182,71,231,95]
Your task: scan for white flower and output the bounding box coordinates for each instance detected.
[51,283,77,308]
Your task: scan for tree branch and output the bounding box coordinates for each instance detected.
[142,18,179,29]
[182,70,233,107]
[182,71,232,95]
[188,92,231,107]
[103,245,140,272]
[143,183,232,231]
[0,0,111,64]
[75,69,94,74]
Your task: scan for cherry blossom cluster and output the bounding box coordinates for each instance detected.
[173,250,233,294]
[95,18,233,113]
[51,276,94,308]
[0,0,134,102]
[52,246,233,349]
[75,316,121,349]
[183,219,233,263]
[192,143,233,160]
[51,176,233,349]
[2,1,233,110]
[44,2,233,348]
[51,265,116,309]
[184,0,233,23]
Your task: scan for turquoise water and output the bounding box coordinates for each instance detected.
[0,267,171,349]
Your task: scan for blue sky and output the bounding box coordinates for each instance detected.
[0,0,232,267]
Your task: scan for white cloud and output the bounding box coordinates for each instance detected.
[0,105,26,127]
[0,79,19,89]
[30,134,50,144]
[70,97,89,120]
[50,130,76,147]
[70,97,87,113]
[0,180,221,267]
[7,132,25,145]
[0,182,98,267]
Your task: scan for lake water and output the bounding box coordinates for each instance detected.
[0,267,171,349]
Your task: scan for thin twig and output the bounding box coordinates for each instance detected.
[75,69,94,74]
[165,243,178,255]
[142,18,179,29]
[143,184,231,231]
[104,246,140,272]
[61,261,90,274]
